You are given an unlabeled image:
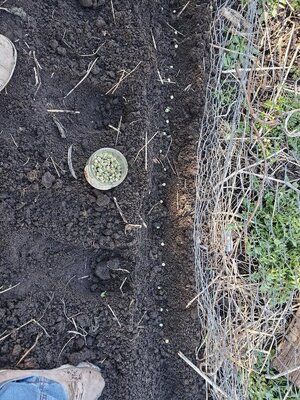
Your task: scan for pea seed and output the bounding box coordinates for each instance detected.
[92,152,123,183]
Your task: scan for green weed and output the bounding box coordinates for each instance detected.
[214,85,237,109]
[265,0,300,17]
[248,352,300,400]
[223,35,247,70]
[258,93,300,157]
[244,188,300,305]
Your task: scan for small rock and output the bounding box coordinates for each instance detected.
[95,262,111,280]
[53,179,63,189]
[96,16,106,28]
[79,0,93,7]
[91,64,101,75]
[96,194,110,207]
[76,314,90,329]
[106,258,120,270]
[1,343,8,353]
[87,194,96,203]
[86,337,93,348]
[90,284,98,292]
[41,172,55,189]
[50,39,58,50]
[56,46,67,56]
[27,170,37,182]
[12,344,22,357]
[66,222,73,232]
[31,183,39,192]
[75,337,85,350]
[81,139,89,150]
[107,70,115,79]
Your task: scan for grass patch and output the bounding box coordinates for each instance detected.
[248,353,300,400]
[244,187,300,305]
[260,93,300,157]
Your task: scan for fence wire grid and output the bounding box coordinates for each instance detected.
[195,0,300,398]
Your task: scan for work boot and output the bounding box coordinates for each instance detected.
[0,34,17,92]
[0,362,105,400]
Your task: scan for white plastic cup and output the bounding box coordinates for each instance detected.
[84,148,128,190]
[0,35,17,93]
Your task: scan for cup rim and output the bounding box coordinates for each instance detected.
[85,147,128,190]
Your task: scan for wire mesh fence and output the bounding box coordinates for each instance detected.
[194,0,300,398]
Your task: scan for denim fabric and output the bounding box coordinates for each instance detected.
[0,376,68,400]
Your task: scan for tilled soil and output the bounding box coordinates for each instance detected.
[0,1,210,399]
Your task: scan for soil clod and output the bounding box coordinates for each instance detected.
[41,172,55,189]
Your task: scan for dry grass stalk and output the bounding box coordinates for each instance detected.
[178,351,230,399]
[16,333,42,366]
[31,50,42,97]
[50,156,61,178]
[113,197,128,224]
[47,109,80,114]
[110,0,116,24]
[134,131,159,163]
[65,57,99,98]
[0,282,20,294]
[109,115,123,145]
[177,1,190,18]
[67,145,77,180]
[106,61,142,95]
[53,117,66,138]
[151,29,157,50]
[107,304,121,327]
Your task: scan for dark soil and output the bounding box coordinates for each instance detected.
[0,0,210,398]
